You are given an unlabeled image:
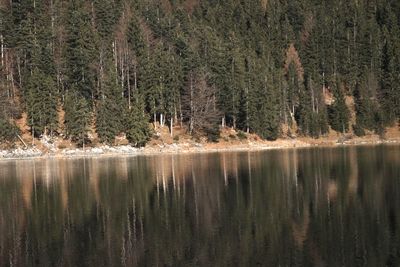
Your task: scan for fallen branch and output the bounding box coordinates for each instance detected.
[17,134,28,148]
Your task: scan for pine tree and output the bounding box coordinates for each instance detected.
[329,81,350,133]
[96,67,125,144]
[64,91,91,146]
[223,37,245,129]
[297,76,328,138]
[163,50,183,133]
[65,0,98,99]
[258,73,280,140]
[125,96,151,147]
[138,43,164,125]
[0,118,19,143]
[297,79,313,136]
[93,0,120,40]
[25,68,58,137]
[127,17,146,58]
[353,79,374,134]
[379,27,400,125]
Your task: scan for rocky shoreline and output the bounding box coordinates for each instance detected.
[1,136,399,160]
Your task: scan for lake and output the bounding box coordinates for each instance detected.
[0,145,399,266]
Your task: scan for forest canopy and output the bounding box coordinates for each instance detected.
[0,0,399,145]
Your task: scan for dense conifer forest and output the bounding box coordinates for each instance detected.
[0,0,399,146]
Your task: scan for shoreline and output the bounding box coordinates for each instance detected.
[1,136,399,161]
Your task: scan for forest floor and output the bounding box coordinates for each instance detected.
[1,124,399,160]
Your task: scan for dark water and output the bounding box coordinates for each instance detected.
[0,145,399,266]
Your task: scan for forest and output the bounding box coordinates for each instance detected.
[0,0,399,146]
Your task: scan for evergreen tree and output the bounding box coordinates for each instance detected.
[258,74,280,140]
[138,43,164,124]
[297,79,313,136]
[64,91,91,146]
[329,82,350,133]
[380,27,400,125]
[125,96,152,147]
[163,50,184,132]
[96,67,125,144]
[353,79,374,134]
[65,0,98,99]
[297,76,328,138]
[25,68,58,137]
[0,118,19,143]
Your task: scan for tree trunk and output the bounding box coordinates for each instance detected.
[179,101,183,127]
[170,117,173,137]
[0,34,3,68]
[127,63,131,109]
[134,64,137,94]
[189,73,194,134]
[17,55,22,90]
[113,41,118,84]
[153,112,157,129]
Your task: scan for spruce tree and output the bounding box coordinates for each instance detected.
[353,79,375,134]
[329,82,350,133]
[163,51,183,132]
[64,91,91,146]
[259,74,280,140]
[25,68,58,137]
[65,0,97,99]
[247,59,280,141]
[0,118,19,143]
[380,28,400,125]
[297,80,313,136]
[96,67,125,144]
[125,96,151,147]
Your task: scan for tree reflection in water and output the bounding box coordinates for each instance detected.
[0,145,399,266]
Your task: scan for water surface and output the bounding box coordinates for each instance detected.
[0,145,399,266]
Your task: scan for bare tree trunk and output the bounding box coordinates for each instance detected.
[174,105,178,124]
[127,62,131,109]
[10,66,14,98]
[179,101,183,127]
[189,73,194,134]
[50,0,55,54]
[6,53,10,98]
[0,34,3,68]
[134,64,137,94]
[153,112,157,129]
[121,48,125,97]
[17,56,22,91]
[170,117,173,137]
[113,40,118,84]
[246,91,249,133]
[32,118,35,146]
[311,81,315,113]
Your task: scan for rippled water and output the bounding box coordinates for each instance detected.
[0,145,399,266]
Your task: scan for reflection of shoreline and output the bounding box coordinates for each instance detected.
[1,141,399,161]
